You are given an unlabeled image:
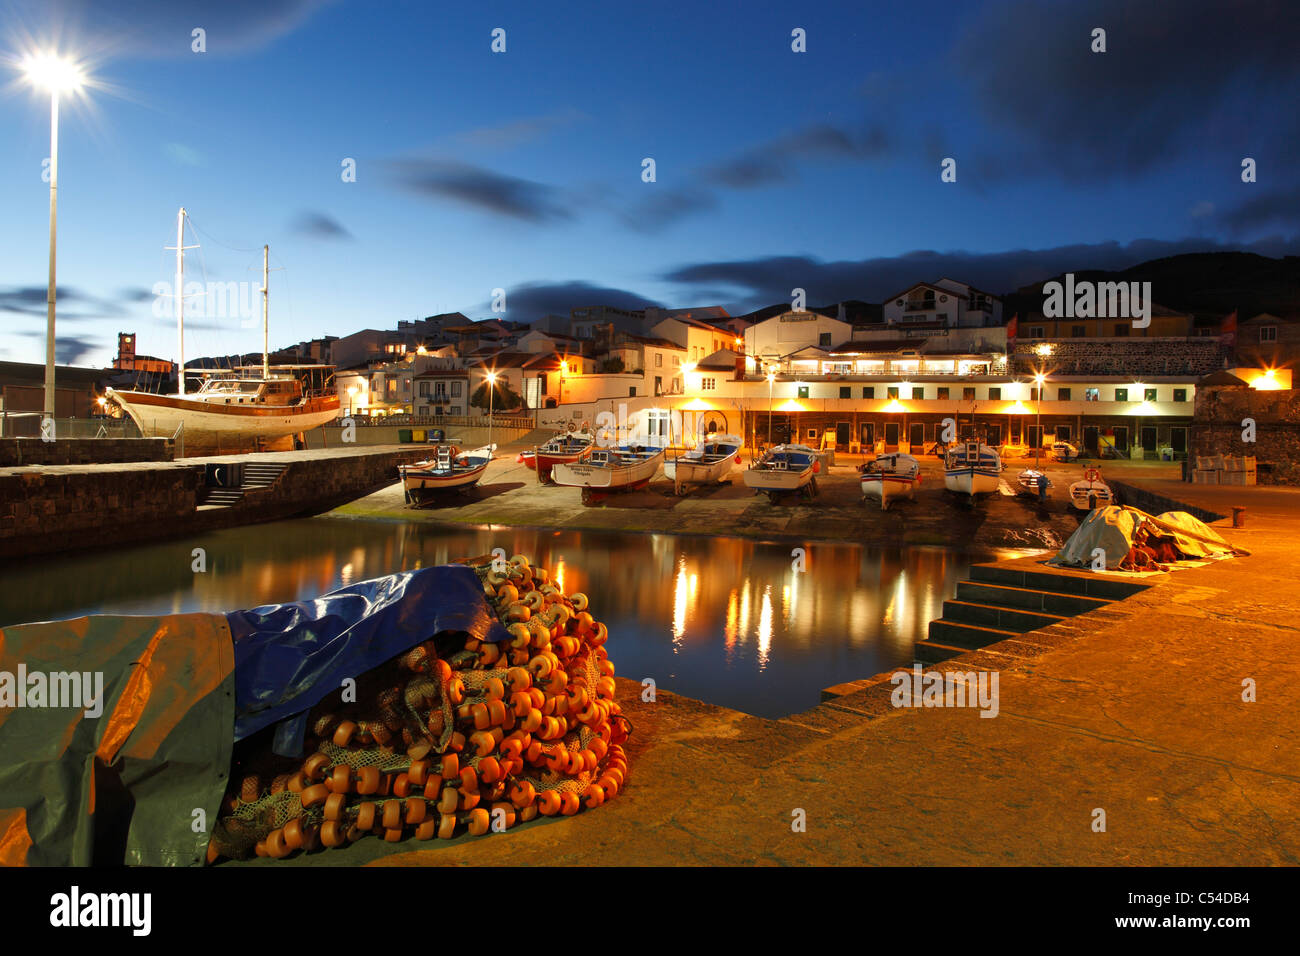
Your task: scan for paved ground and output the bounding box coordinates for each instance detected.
[226,467,1300,867]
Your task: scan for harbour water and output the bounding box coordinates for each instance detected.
[0,518,1007,718]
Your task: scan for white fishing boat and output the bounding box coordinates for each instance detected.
[1016,468,1053,495]
[400,444,496,504]
[1053,441,1079,462]
[860,452,920,510]
[1069,466,1114,511]
[664,433,744,495]
[105,209,338,454]
[743,444,820,503]
[552,444,665,505]
[944,441,1002,498]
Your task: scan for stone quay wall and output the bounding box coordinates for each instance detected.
[1191,386,1300,485]
[0,447,430,560]
[0,438,175,467]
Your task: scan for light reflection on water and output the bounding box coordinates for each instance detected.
[0,518,1008,718]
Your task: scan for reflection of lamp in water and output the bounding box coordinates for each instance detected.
[757,586,773,670]
[672,558,688,642]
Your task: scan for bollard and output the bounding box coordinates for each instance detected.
[1037,473,1048,502]
[1232,506,1246,528]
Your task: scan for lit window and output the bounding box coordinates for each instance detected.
[1115,388,1128,402]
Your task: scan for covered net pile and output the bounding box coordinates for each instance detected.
[208,554,630,861]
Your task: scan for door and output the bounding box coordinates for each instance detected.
[1026,424,1043,450]
[1054,425,1072,442]
[836,421,851,446]
[884,422,900,447]
[1170,426,1187,455]
[1112,426,1128,454]
[1083,426,1099,454]
[1140,426,1157,458]
[985,423,1002,446]
[909,422,925,449]
[860,422,874,446]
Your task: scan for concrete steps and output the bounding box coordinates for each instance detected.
[917,562,1148,662]
[198,462,287,507]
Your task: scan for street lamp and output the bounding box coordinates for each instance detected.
[485,370,497,455]
[20,51,86,421]
[766,368,776,446]
[346,385,357,416]
[1034,371,1046,469]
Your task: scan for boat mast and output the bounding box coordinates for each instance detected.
[261,244,269,379]
[176,207,186,395]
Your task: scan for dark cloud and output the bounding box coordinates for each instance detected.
[617,188,717,233]
[662,236,1300,313]
[483,281,662,321]
[955,0,1300,180]
[9,0,337,58]
[0,285,137,320]
[390,159,573,224]
[291,211,352,239]
[1216,187,1300,235]
[706,123,888,188]
[16,330,102,364]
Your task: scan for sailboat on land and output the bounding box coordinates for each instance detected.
[107,208,339,455]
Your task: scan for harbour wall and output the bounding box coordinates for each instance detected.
[304,424,535,449]
[0,446,430,560]
[0,437,175,467]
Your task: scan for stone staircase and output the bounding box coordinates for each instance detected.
[916,563,1149,662]
[198,462,287,509]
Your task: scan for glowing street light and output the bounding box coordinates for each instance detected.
[19,51,88,420]
[766,368,776,446]
[485,370,498,454]
[1034,371,1046,468]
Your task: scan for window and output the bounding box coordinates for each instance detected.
[702,378,716,391]
[1261,326,1277,342]
[419,382,430,397]
[887,386,899,399]
[654,376,663,396]
[1072,325,1086,337]
[819,332,832,347]
[434,383,447,400]
[959,387,973,401]
[629,387,637,397]
[797,385,809,399]
[1173,388,1187,402]
[1085,388,1099,402]
[1144,388,1158,402]
[1029,326,1044,338]
[989,387,1001,400]
[862,386,875,399]
[1030,387,1040,401]
[673,355,681,366]
[1113,324,1129,337]
[655,353,663,367]
[807,428,819,440]
[1115,388,1128,402]
[912,387,924,400]
[1057,387,1071,401]
[937,387,949,400]
[839,386,851,398]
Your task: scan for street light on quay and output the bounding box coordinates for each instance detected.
[1034,371,1046,470]
[485,370,498,455]
[766,367,776,447]
[19,51,88,422]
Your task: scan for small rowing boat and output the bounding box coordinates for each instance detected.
[516,428,595,483]
[400,444,495,505]
[743,444,820,503]
[1069,466,1113,511]
[944,441,1002,499]
[664,433,744,495]
[552,444,665,505]
[860,453,920,510]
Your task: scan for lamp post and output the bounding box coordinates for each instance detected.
[1034,371,1045,469]
[486,370,497,454]
[766,368,776,447]
[20,52,85,421]
[346,385,357,416]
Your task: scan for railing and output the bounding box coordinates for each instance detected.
[0,414,144,440]
[333,413,535,429]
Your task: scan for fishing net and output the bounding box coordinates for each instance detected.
[208,554,630,861]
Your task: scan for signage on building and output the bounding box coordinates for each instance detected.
[904,327,949,338]
[779,313,818,322]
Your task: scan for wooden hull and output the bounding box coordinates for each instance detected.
[107,388,338,455]
[552,450,664,490]
[1069,480,1113,511]
[861,474,917,509]
[944,468,1001,496]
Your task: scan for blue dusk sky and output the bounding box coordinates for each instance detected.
[1,0,1298,366]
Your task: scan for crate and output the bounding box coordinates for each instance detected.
[1192,469,1219,484]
